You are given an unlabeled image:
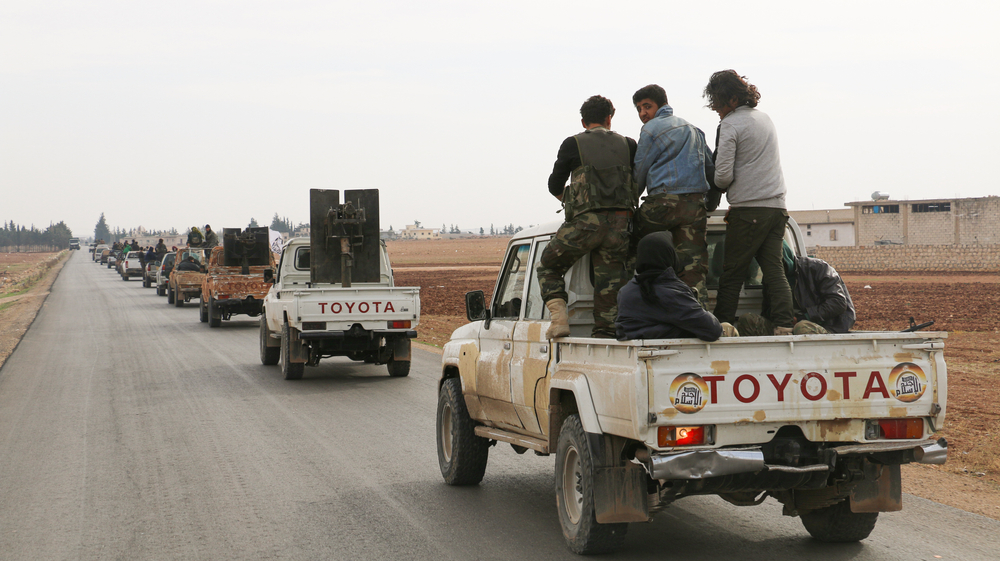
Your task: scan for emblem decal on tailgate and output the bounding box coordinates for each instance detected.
[670,374,709,414]
[888,362,926,403]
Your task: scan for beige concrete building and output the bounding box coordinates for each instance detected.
[845,195,1000,246]
[400,224,441,240]
[788,209,855,248]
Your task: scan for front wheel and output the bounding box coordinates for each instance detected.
[436,378,489,485]
[259,316,279,366]
[800,499,878,542]
[555,415,628,555]
[281,321,304,380]
[208,298,221,327]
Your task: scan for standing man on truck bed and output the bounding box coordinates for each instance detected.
[540,95,638,339]
[705,69,795,334]
[631,84,715,304]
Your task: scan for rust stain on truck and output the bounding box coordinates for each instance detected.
[711,360,730,376]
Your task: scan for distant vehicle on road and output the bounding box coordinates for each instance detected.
[69,238,80,250]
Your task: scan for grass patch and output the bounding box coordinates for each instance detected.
[0,287,30,300]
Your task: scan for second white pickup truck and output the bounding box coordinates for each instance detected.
[437,214,947,554]
[260,189,420,380]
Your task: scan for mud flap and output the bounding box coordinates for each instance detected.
[391,337,411,362]
[850,463,902,513]
[594,464,650,523]
[288,325,309,363]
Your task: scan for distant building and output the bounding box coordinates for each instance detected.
[845,195,1000,246]
[788,209,855,248]
[400,224,441,240]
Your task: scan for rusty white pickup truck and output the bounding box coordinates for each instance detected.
[436,214,947,554]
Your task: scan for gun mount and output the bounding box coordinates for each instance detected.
[309,189,380,286]
[222,227,270,275]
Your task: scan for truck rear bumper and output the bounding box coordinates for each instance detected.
[641,438,947,480]
[213,297,263,316]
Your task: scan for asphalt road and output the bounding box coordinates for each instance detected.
[1,251,998,560]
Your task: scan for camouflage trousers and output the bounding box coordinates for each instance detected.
[538,210,630,338]
[736,313,829,336]
[633,193,708,305]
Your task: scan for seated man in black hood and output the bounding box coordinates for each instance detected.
[617,232,737,341]
[737,241,855,336]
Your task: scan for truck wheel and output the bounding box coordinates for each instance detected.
[387,358,410,377]
[800,499,878,542]
[281,321,304,380]
[555,414,628,555]
[167,286,175,304]
[199,299,208,323]
[174,291,184,307]
[259,317,279,366]
[436,377,489,485]
[209,298,221,327]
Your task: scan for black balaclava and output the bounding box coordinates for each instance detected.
[635,231,679,303]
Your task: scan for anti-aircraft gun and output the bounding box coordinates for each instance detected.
[198,226,277,327]
[259,189,420,380]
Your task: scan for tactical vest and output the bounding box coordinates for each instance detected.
[562,129,638,220]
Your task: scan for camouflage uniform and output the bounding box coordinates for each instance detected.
[540,127,638,338]
[736,313,828,336]
[633,193,708,305]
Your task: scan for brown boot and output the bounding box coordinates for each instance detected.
[545,299,571,339]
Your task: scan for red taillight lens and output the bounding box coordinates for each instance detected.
[388,320,411,329]
[877,419,923,439]
[658,426,707,447]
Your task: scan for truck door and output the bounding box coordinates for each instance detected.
[475,243,529,431]
[509,239,552,436]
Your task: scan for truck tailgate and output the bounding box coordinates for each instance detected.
[289,286,420,329]
[646,332,946,431]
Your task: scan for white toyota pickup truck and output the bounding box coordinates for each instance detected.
[259,237,420,380]
[436,214,947,554]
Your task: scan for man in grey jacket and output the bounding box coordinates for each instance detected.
[704,70,794,334]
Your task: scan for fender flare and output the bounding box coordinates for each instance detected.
[550,371,602,435]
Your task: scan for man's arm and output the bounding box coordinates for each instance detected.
[714,121,737,189]
[548,137,580,198]
[632,128,659,194]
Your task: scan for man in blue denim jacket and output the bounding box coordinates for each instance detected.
[631,84,715,302]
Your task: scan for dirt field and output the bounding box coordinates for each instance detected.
[389,237,1000,519]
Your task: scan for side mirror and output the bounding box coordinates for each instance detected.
[465,290,488,322]
[263,269,275,284]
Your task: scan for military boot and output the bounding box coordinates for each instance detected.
[545,299,571,339]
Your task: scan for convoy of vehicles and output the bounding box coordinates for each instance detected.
[435,215,948,554]
[85,196,950,554]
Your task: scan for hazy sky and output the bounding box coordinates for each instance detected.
[2,1,998,238]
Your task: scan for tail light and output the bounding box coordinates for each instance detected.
[658,426,710,447]
[866,418,924,440]
[388,320,411,329]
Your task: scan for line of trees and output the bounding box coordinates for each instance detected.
[0,221,73,251]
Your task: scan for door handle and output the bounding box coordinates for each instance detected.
[504,342,511,350]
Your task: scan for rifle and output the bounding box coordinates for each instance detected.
[901,316,935,332]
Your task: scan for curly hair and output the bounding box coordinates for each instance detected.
[579,95,615,125]
[703,70,760,111]
[632,84,667,108]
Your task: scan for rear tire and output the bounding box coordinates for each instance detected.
[174,291,184,307]
[199,299,208,322]
[800,499,878,542]
[555,415,629,554]
[436,378,489,485]
[387,358,410,377]
[281,321,304,380]
[167,286,175,304]
[259,316,279,365]
[209,298,221,327]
